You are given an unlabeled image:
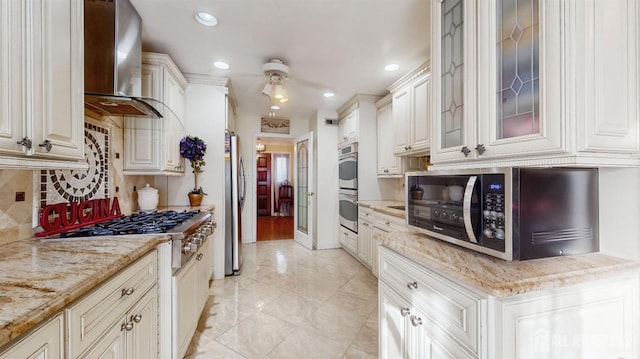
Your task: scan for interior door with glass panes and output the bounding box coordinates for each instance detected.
[293,132,314,250]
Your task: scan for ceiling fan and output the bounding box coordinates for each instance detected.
[261,59,290,104]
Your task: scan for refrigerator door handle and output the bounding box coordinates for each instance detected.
[239,156,246,210]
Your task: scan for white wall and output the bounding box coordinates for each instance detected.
[310,110,341,249]
[598,167,640,262]
[156,82,228,279]
[236,115,309,243]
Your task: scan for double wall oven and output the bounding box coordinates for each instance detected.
[339,143,358,233]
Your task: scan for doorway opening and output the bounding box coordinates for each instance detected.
[255,137,294,241]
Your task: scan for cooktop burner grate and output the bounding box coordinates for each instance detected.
[59,210,201,238]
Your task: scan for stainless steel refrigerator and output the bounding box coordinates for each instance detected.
[225,132,246,275]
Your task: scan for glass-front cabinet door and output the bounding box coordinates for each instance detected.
[431,0,477,163]
[432,0,565,164]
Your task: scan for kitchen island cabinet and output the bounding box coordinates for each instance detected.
[376,231,640,358]
[0,0,85,169]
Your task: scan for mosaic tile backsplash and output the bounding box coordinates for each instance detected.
[0,116,157,245]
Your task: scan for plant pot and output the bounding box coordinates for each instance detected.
[188,193,203,207]
[410,188,424,200]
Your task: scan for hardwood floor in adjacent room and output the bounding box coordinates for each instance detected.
[257,216,293,241]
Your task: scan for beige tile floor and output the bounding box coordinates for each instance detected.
[184,240,379,359]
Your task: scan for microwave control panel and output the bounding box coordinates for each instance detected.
[481,174,506,243]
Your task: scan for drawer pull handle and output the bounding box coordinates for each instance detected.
[132,314,142,323]
[385,221,390,225]
[39,140,53,152]
[17,137,32,150]
[122,288,135,296]
[400,308,411,317]
[410,315,423,327]
[407,281,418,289]
[197,253,204,261]
[121,321,134,331]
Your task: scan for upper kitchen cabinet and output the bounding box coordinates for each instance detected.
[338,108,358,147]
[0,0,85,169]
[124,52,187,175]
[376,95,403,176]
[388,62,431,157]
[431,0,640,168]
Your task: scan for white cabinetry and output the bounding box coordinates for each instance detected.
[338,110,358,146]
[431,0,640,168]
[0,0,85,169]
[357,206,407,277]
[339,229,358,256]
[173,239,212,359]
[389,63,431,157]
[0,314,64,359]
[67,251,158,358]
[379,245,640,359]
[124,52,187,175]
[376,95,403,177]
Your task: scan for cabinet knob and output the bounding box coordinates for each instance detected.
[121,287,135,296]
[121,321,134,331]
[410,315,423,327]
[197,253,204,261]
[385,221,390,226]
[461,146,471,157]
[16,137,32,150]
[406,281,418,289]
[38,140,52,153]
[384,169,389,173]
[400,308,411,317]
[132,314,142,323]
[475,144,486,155]
[404,146,409,151]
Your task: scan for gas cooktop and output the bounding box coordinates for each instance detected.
[59,210,202,238]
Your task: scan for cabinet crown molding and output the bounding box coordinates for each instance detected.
[337,94,381,118]
[142,52,188,88]
[387,60,431,93]
[376,93,392,108]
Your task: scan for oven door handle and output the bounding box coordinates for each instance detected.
[463,176,478,243]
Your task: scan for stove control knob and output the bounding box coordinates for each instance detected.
[182,243,197,254]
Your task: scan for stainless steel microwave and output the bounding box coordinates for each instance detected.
[406,168,599,261]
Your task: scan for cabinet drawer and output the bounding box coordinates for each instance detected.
[339,229,357,254]
[379,246,482,354]
[372,212,406,233]
[67,250,158,358]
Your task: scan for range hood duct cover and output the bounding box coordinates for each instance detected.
[84,0,164,118]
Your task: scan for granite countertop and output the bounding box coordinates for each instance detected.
[375,230,640,298]
[0,234,170,349]
[358,200,405,219]
[157,204,215,212]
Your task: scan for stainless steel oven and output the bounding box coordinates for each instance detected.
[339,188,358,233]
[338,143,358,190]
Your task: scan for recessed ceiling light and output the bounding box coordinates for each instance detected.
[195,12,217,27]
[323,92,335,98]
[270,105,280,110]
[214,61,229,70]
[385,63,400,72]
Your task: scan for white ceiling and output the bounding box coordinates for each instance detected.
[129,0,430,121]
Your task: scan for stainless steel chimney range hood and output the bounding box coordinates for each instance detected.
[84,0,170,119]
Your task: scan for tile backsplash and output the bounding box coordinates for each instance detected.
[0,116,155,245]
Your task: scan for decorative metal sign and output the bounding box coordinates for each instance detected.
[36,197,122,237]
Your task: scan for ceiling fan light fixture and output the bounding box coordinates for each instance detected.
[262,83,273,97]
[195,12,218,27]
[272,84,287,100]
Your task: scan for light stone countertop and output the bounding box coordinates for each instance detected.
[157,204,215,212]
[0,234,170,349]
[358,200,405,219]
[376,230,640,298]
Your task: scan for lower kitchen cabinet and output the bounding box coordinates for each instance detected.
[0,314,64,359]
[379,245,640,359]
[80,287,158,359]
[355,205,407,277]
[339,228,358,256]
